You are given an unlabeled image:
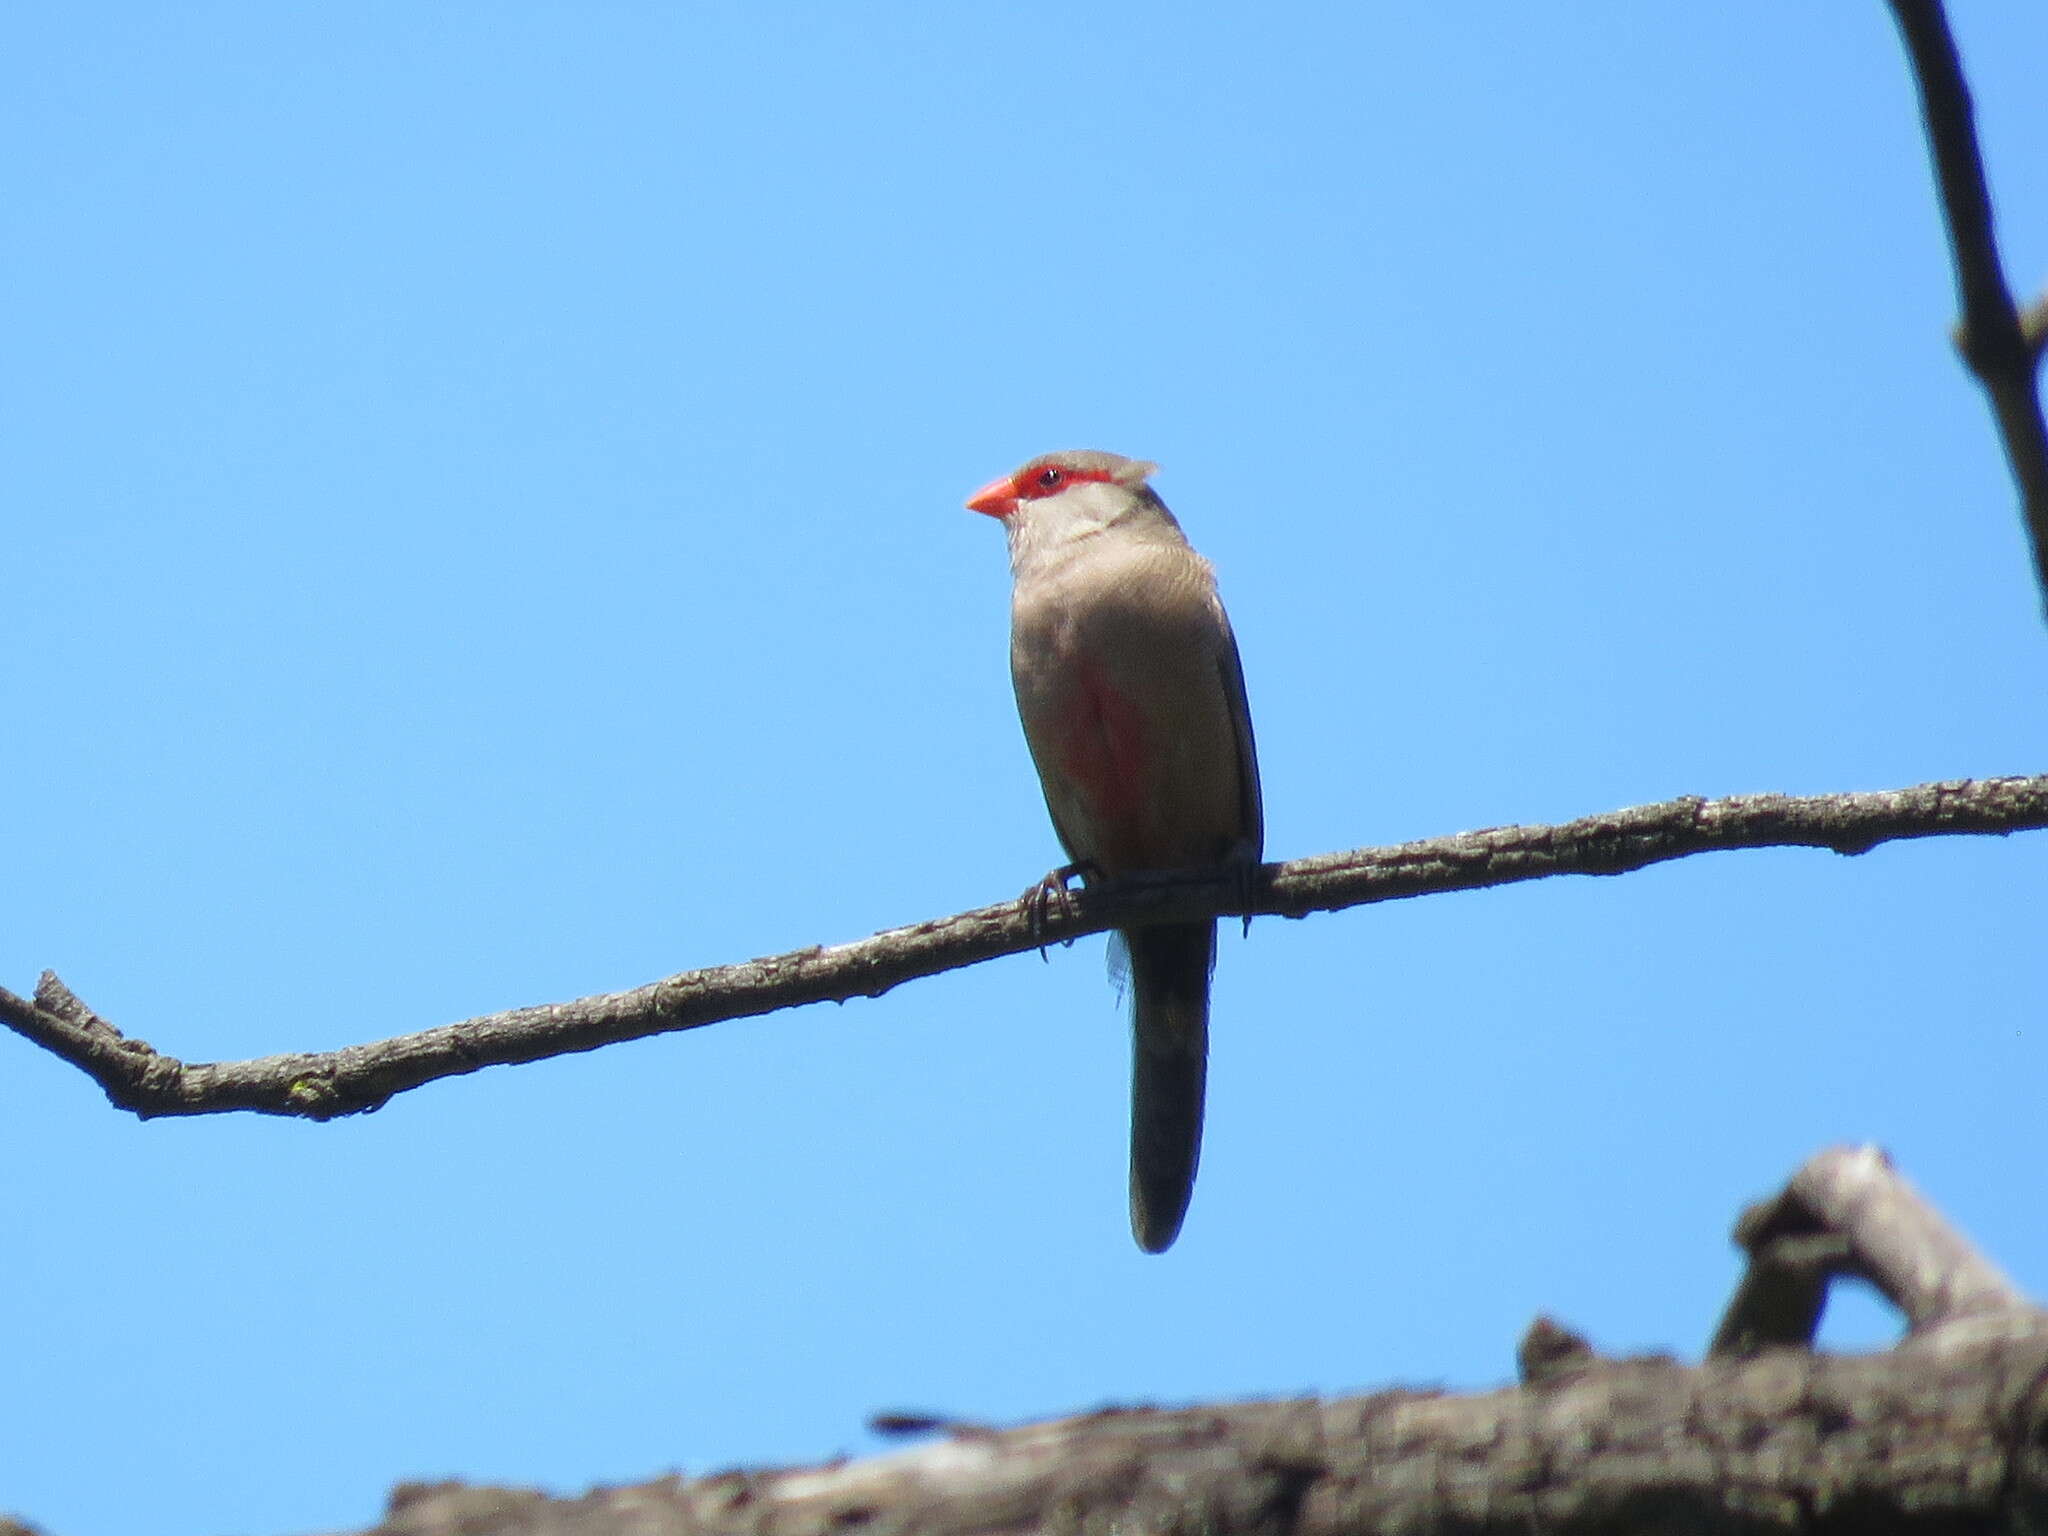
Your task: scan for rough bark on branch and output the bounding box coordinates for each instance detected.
[261,1149,2048,1536]
[3,776,2044,1123]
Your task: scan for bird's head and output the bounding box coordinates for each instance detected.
[967,450,1164,536]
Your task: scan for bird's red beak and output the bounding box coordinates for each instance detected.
[965,476,1017,519]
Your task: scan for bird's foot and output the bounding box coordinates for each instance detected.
[1022,860,1099,960]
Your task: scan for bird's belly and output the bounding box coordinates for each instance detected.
[1017,637,1242,876]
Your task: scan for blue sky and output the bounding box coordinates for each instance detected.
[5,5,2046,1533]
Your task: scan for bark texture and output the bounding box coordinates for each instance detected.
[346,1322,2048,1536]
[238,1148,2048,1536]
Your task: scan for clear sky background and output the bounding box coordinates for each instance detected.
[5,6,2046,1534]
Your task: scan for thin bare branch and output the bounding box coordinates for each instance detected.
[1887,0,2048,616]
[3,775,2044,1122]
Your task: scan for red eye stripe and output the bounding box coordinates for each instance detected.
[1014,464,1116,501]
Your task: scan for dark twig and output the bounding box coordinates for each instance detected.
[1709,1145,2028,1358]
[1887,0,2048,616]
[2,776,2045,1122]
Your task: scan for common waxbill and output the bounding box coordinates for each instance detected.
[967,450,1262,1252]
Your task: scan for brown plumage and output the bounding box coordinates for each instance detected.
[967,451,1262,1252]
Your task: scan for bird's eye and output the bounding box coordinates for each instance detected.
[1035,467,1065,491]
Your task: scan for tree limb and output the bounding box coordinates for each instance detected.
[352,1336,2048,1536]
[255,1148,2048,1536]
[1887,0,2048,617]
[2,775,2042,1123]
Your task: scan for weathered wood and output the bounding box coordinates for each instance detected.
[357,1321,2048,1536]
[331,1147,2048,1536]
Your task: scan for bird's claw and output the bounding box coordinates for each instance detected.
[1022,860,1098,959]
[1233,858,1263,938]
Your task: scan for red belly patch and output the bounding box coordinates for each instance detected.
[1057,656,1148,835]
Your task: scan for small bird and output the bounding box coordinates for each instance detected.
[967,451,1262,1252]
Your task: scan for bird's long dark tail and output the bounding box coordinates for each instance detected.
[1124,919,1215,1253]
